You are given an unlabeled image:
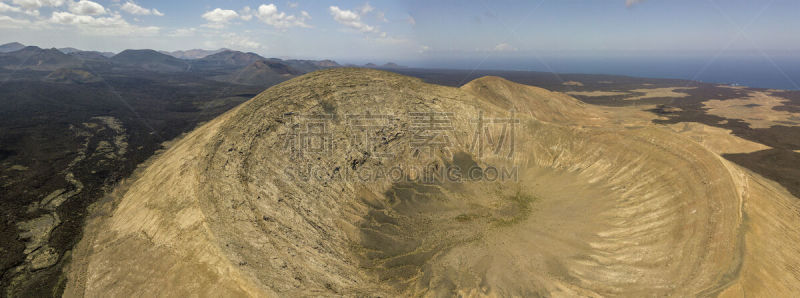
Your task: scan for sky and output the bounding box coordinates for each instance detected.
[0,0,798,65]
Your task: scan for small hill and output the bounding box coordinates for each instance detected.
[381,62,406,68]
[111,49,189,72]
[68,51,112,69]
[44,68,102,83]
[218,60,300,86]
[278,58,340,73]
[0,42,25,53]
[460,76,594,122]
[0,46,83,71]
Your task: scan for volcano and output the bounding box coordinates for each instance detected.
[65,68,800,296]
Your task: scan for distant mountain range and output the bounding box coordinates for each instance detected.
[0,42,412,86]
[0,42,407,76]
[0,46,83,71]
[0,42,347,87]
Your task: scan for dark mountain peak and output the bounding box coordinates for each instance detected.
[193,50,267,70]
[1,42,23,47]
[58,47,81,54]
[315,60,340,67]
[364,63,378,67]
[69,51,111,62]
[114,49,169,58]
[205,49,256,58]
[0,42,25,53]
[382,62,406,68]
[248,60,300,75]
[111,49,189,72]
[218,59,300,86]
[17,45,43,52]
[161,48,228,59]
[112,49,186,62]
[203,50,265,62]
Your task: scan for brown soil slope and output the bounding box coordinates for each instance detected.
[65,68,800,297]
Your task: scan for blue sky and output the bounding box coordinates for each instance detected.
[0,0,798,65]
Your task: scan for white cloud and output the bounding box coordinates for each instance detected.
[359,3,374,15]
[2,4,41,16]
[626,0,645,7]
[167,27,196,37]
[121,1,163,16]
[50,11,92,23]
[0,3,23,13]
[0,14,32,28]
[239,6,252,21]
[201,4,309,29]
[11,0,64,10]
[376,11,387,22]
[224,34,262,50]
[68,0,105,16]
[492,43,517,52]
[418,45,430,53]
[255,4,310,29]
[329,6,379,34]
[357,3,388,23]
[201,8,238,27]
[50,11,159,35]
[372,34,412,45]
[287,2,298,9]
[203,33,263,51]
[0,3,41,25]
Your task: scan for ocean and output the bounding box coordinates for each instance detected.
[409,55,800,90]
